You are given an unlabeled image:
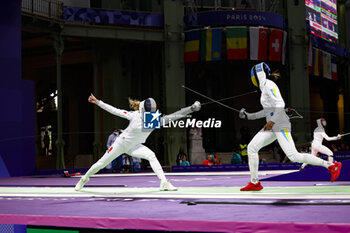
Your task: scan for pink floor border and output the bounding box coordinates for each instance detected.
[0,214,349,233]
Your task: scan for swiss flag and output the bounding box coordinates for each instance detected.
[268,29,284,62]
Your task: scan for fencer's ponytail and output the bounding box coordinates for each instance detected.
[128,98,140,110]
[269,70,280,82]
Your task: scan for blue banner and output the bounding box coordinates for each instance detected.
[319,150,350,162]
[184,10,286,30]
[172,162,301,172]
[310,34,349,59]
[63,6,164,28]
[0,0,36,176]
[173,151,350,173]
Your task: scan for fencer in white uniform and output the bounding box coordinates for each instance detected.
[239,62,342,191]
[75,94,201,191]
[300,118,341,170]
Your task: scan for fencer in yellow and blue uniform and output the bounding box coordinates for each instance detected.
[239,62,341,191]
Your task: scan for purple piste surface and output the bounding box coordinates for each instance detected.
[0,173,349,232]
[0,195,350,223]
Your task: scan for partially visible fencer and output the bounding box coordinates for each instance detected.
[239,62,342,191]
[300,118,341,170]
[75,94,201,191]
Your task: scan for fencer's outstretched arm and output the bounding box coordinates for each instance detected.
[162,101,201,126]
[239,108,265,120]
[321,132,341,141]
[88,94,131,120]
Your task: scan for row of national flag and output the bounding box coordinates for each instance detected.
[184,27,287,63]
[308,43,337,80]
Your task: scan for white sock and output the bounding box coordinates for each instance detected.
[328,155,334,163]
[248,154,259,184]
[149,157,167,182]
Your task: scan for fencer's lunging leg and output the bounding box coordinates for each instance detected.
[247,129,276,184]
[75,140,125,191]
[300,146,319,169]
[317,145,334,163]
[276,130,332,168]
[128,144,177,191]
[128,144,166,182]
[84,146,124,179]
[301,144,334,169]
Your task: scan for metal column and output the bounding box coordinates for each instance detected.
[286,1,310,143]
[53,35,66,169]
[163,0,186,165]
[92,44,103,162]
[338,0,350,133]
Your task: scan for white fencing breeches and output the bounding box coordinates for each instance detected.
[247,128,331,183]
[312,143,334,162]
[127,144,166,181]
[83,139,166,182]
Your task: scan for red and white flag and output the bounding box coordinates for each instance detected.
[249,27,268,61]
[268,28,284,62]
[331,55,337,81]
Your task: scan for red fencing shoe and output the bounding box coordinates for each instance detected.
[71,172,82,176]
[329,162,342,182]
[63,171,70,177]
[240,182,263,191]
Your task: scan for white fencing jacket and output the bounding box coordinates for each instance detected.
[312,119,338,146]
[245,64,290,130]
[97,100,195,149]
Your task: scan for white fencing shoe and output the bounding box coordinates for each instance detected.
[160,180,177,191]
[74,177,89,191]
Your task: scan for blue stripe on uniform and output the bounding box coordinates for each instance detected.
[281,129,290,142]
[270,89,277,97]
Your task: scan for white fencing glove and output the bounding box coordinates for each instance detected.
[191,101,201,112]
[337,134,342,140]
[239,108,247,119]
